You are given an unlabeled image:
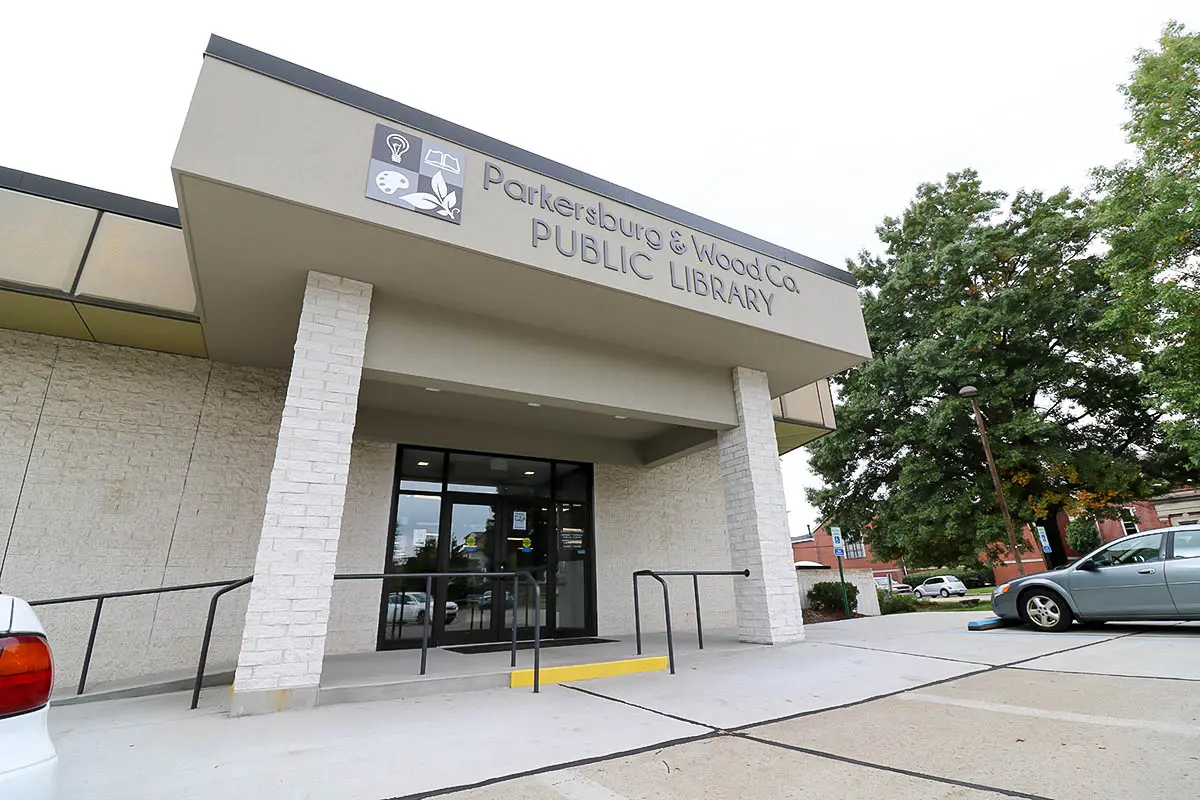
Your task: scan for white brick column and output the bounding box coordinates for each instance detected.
[230,272,372,715]
[718,366,805,644]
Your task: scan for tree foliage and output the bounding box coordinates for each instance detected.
[1065,517,1102,555]
[807,171,1179,568]
[1092,21,1200,466]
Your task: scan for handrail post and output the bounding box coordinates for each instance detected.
[191,576,253,710]
[646,573,675,675]
[633,573,643,655]
[419,576,431,676]
[77,597,104,695]
[531,574,541,693]
[692,574,703,650]
[510,573,519,668]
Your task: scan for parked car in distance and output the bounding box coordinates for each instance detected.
[874,576,912,593]
[993,525,1200,631]
[479,591,514,610]
[913,576,967,598]
[386,592,457,625]
[0,594,57,799]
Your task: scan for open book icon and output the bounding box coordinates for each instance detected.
[424,150,461,175]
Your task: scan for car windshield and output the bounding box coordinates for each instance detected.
[1091,534,1162,567]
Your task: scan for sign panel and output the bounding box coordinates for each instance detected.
[1036,526,1052,554]
[366,124,466,225]
[830,526,845,558]
[513,510,527,531]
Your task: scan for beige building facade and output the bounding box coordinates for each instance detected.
[0,37,870,714]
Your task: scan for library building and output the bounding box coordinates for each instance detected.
[0,37,869,714]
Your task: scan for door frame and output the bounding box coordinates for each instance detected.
[376,446,598,651]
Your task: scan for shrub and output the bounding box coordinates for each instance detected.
[878,590,917,615]
[1066,517,1102,555]
[902,566,993,589]
[807,581,859,614]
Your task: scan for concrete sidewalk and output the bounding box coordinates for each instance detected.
[48,614,1200,799]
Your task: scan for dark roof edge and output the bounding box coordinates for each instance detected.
[0,166,181,228]
[204,35,856,288]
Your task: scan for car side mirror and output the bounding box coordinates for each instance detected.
[1076,559,1097,571]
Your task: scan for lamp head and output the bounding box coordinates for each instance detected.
[959,386,979,398]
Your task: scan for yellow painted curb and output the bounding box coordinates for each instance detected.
[510,656,668,688]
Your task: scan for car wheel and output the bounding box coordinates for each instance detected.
[913,590,922,599]
[416,610,426,624]
[940,588,949,598]
[1020,589,1073,632]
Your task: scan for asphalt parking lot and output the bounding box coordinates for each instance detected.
[440,617,1200,800]
[49,614,1200,799]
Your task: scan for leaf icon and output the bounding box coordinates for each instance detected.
[444,191,457,209]
[437,209,452,217]
[432,171,448,200]
[399,192,441,210]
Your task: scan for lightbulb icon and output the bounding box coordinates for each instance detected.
[385,133,410,164]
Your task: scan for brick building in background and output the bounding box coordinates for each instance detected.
[796,485,1200,587]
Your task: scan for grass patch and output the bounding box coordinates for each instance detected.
[912,598,991,613]
[966,587,994,596]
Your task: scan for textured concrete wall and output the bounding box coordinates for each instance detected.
[327,439,395,655]
[718,367,805,644]
[796,568,882,617]
[594,446,735,638]
[233,273,372,707]
[0,329,286,689]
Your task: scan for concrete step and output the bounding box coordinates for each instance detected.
[317,671,510,705]
[510,655,668,688]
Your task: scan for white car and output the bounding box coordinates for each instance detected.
[386,592,458,625]
[913,575,968,598]
[0,594,56,797]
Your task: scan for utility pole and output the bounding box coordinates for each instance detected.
[959,386,1025,576]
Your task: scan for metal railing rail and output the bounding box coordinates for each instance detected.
[187,570,543,709]
[632,569,750,674]
[28,577,253,697]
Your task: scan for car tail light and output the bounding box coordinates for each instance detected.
[0,634,53,717]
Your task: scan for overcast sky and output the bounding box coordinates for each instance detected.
[3,2,1195,535]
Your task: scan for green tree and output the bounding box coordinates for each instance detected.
[1065,516,1102,555]
[1093,21,1200,465]
[808,171,1178,568]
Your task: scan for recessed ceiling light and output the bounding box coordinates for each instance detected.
[614,415,627,420]
[524,470,536,476]
[425,387,441,392]
[417,461,430,467]
[527,402,541,408]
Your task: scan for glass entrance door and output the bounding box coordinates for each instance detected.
[380,446,595,650]
[438,497,551,645]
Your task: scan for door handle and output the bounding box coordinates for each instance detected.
[1137,568,1156,574]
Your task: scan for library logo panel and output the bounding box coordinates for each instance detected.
[366,123,465,225]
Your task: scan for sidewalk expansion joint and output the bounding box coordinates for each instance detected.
[733,733,1056,800]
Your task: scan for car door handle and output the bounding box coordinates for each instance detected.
[1137,568,1156,574]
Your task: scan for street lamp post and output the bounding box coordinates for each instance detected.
[959,386,1025,577]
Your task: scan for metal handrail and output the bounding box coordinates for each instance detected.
[188,569,544,708]
[28,577,253,696]
[632,569,750,674]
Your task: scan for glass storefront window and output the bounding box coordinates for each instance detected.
[383,447,594,649]
[446,452,551,496]
[399,448,445,492]
[392,493,442,569]
[555,463,589,502]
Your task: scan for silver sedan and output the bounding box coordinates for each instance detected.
[992,525,1200,631]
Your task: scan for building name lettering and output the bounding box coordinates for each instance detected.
[484,162,805,317]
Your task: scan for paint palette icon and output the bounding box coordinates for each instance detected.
[375,170,410,195]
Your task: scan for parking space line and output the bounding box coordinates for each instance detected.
[1010,665,1200,682]
[818,640,993,666]
[900,693,1200,736]
[735,733,1054,800]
